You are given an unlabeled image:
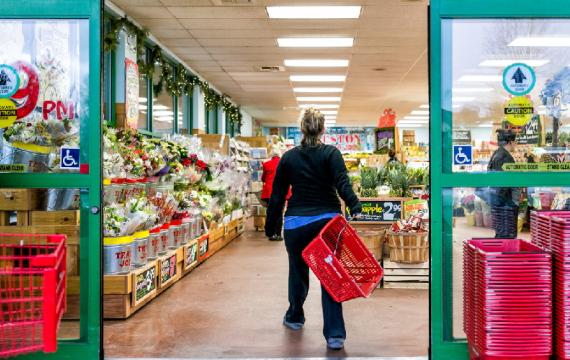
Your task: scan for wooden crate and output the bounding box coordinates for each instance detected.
[0,225,79,244]
[382,260,429,289]
[0,210,30,226]
[253,215,265,231]
[30,210,80,226]
[62,276,81,320]
[237,216,245,234]
[0,189,42,210]
[104,260,158,319]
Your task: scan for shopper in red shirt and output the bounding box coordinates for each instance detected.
[261,148,285,241]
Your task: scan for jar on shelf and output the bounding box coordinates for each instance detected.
[103,235,134,274]
[170,220,184,248]
[148,227,161,260]
[111,178,127,203]
[124,178,138,201]
[159,223,171,255]
[182,216,192,243]
[132,230,150,267]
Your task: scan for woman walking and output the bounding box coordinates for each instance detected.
[265,108,361,350]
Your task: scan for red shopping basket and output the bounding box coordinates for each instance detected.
[0,234,67,358]
[302,215,383,302]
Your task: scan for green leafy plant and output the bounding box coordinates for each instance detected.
[360,167,379,190]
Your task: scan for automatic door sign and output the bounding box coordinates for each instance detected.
[0,64,19,98]
[505,96,534,126]
[60,147,80,170]
[453,145,473,166]
[503,63,536,96]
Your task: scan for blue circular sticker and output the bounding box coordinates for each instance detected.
[0,64,19,98]
[502,63,536,96]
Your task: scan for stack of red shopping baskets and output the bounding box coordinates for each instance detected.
[0,234,67,358]
[464,238,552,360]
[530,210,570,250]
[550,216,570,359]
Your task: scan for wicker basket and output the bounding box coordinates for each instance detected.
[355,229,385,260]
[387,231,429,264]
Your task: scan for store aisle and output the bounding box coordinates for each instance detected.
[104,222,428,358]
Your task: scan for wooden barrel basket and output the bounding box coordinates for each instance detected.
[355,229,385,260]
[387,231,429,264]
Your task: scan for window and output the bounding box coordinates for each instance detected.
[178,95,187,133]
[138,47,149,130]
[152,63,174,134]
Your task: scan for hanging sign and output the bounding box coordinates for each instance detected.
[503,63,536,96]
[0,64,20,98]
[375,127,395,154]
[124,58,139,129]
[0,98,17,128]
[377,108,396,128]
[452,129,472,144]
[504,96,534,126]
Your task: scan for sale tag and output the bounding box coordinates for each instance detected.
[0,98,17,128]
[504,96,534,126]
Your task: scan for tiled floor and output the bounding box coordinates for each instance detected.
[104,222,429,358]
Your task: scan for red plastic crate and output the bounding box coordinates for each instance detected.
[0,234,67,358]
[464,239,552,359]
[302,215,383,302]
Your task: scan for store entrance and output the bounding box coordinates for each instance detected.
[101,0,430,359]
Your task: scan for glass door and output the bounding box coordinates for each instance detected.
[0,1,102,359]
[430,0,570,358]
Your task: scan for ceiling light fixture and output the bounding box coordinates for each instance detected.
[399,120,429,124]
[411,110,430,115]
[290,75,346,82]
[267,6,361,19]
[452,96,476,102]
[453,87,494,93]
[293,87,343,93]
[479,59,550,67]
[403,116,429,120]
[509,37,570,47]
[278,37,354,48]
[153,105,170,111]
[297,96,341,102]
[299,104,340,109]
[320,110,338,115]
[458,75,502,82]
[284,59,349,67]
[420,104,430,109]
[398,124,425,128]
[478,123,494,128]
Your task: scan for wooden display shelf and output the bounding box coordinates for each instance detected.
[103,217,245,319]
[382,260,429,289]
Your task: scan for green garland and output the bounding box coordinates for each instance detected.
[104,14,242,130]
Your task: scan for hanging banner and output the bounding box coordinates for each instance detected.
[125,58,139,129]
[377,108,396,128]
[286,127,376,152]
[504,96,534,126]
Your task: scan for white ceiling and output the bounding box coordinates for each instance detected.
[110,0,428,126]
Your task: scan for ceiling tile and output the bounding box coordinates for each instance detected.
[114,0,164,6]
[160,0,213,5]
[189,29,274,39]
[136,18,185,29]
[198,38,276,47]
[151,29,192,39]
[121,6,173,18]
[179,18,268,29]
[168,6,268,19]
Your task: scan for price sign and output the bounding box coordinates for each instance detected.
[184,240,199,271]
[452,130,471,144]
[132,264,157,306]
[159,253,177,288]
[348,199,403,222]
[199,236,209,258]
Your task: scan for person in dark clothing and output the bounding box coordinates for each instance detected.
[265,108,361,351]
[387,149,399,163]
[487,129,520,238]
[261,147,285,241]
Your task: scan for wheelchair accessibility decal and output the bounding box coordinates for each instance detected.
[453,145,472,166]
[60,147,80,170]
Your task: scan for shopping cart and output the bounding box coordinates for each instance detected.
[0,233,67,358]
[302,215,383,302]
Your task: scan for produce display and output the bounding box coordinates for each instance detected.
[102,125,250,274]
[353,162,429,198]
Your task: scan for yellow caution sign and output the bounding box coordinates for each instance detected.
[0,98,17,128]
[504,96,534,126]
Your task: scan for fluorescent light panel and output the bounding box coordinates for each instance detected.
[399,120,429,124]
[293,87,343,93]
[420,104,430,109]
[267,6,361,19]
[404,116,429,120]
[453,96,476,102]
[411,110,429,115]
[284,59,349,67]
[509,37,570,47]
[458,75,502,82]
[290,75,346,82]
[453,87,494,93]
[297,96,341,102]
[398,124,425,128]
[479,59,550,67]
[299,104,340,109]
[478,124,494,128]
[278,37,353,48]
[320,110,338,115]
